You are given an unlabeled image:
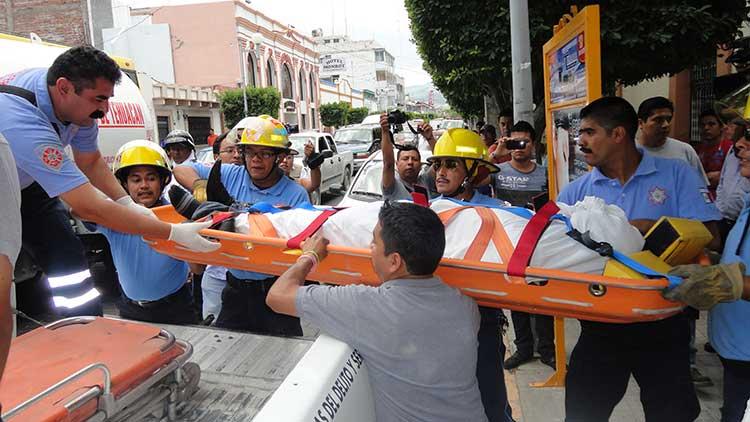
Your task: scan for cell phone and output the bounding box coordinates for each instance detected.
[505,138,528,150]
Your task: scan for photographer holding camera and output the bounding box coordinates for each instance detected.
[380,111,437,201]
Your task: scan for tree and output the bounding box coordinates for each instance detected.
[320,102,351,127]
[347,107,370,125]
[218,87,280,129]
[405,0,749,119]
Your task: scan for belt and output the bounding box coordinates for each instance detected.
[128,284,189,308]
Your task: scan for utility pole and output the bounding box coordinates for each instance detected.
[509,0,534,124]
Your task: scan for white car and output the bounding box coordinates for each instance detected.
[338,150,432,207]
[289,132,354,200]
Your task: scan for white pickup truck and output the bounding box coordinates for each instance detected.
[289,132,354,204]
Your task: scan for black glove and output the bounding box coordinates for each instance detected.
[207,160,235,206]
[305,152,325,170]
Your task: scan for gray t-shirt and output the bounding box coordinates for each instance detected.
[382,170,435,201]
[639,137,709,184]
[297,277,487,422]
[0,133,21,269]
[491,162,547,207]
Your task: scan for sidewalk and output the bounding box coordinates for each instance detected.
[503,313,723,421]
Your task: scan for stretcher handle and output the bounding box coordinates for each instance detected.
[46,317,178,353]
[2,363,112,420]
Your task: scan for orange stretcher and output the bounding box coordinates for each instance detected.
[0,317,199,421]
[145,205,685,324]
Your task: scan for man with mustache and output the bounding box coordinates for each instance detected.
[380,113,436,201]
[0,46,217,318]
[636,96,709,184]
[426,129,514,422]
[558,96,722,422]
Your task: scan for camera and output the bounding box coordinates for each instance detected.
[387,109,407,125]
[505,138,528,150]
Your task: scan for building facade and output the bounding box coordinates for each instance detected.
[125,0,320,130]
[314,33,405,111]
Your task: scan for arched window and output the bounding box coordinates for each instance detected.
[247,53,257,87]
[281,63,293,99]
[266,58,276,87]
[299,69,306,101]
[309,72,315,102]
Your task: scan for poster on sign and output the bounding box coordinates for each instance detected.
[543,5,601,197]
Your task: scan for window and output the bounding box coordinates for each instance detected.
[324,40,330,44]
[318,136,329,151]
[376,70,386,81]
[299,69,306,101]
[281,63,293,99]
[248,53,257,87]
[301,114,306,130]
[266,58,276,87]
[157,116,170,142]
[326,136,337,153]
[309,72,315,102]
[375,50,385,62]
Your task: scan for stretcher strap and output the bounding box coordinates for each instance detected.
[286,209,338,249]
[507,201,560,277]
[247,215,278,237]
[465,208,495,261]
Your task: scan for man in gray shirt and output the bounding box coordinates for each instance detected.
[0,132,20,383]
[267,202,488,422]
[636,96,709,184]
[379,114,437,201]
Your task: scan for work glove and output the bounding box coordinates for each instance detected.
[663,262,745,310]
[116,195,156,218]
[168,221,220,253]
[207,160,235,206]
[193,179,208,203]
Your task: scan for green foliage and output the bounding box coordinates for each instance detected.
[219,87,280,129]
[320,102,351,127]
[347,107,371,124]
[405,0,749,115]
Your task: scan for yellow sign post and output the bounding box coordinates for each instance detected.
[533,5,601,388]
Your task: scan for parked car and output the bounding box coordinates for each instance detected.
[338,150,432,207]
[360,114,381,125]
[433,119,466,138]
[289,132,354,200]
[195,145,214,165]
[333,124,381,175]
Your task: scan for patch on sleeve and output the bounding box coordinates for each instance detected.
[35,144,65,171]
[700,188,714,204]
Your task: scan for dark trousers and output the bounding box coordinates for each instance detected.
[565,314,699,422]
[20,182,102,317]
[720,357,750,422]
[477,307,514,422]
[215,272,302,336]
[510,310,554,358]
[117,284,199,325]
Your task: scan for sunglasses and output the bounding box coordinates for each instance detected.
[431,158,462,171]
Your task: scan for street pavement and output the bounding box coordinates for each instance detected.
[503,313,724,421]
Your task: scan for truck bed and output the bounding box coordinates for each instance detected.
[151,324,318,421]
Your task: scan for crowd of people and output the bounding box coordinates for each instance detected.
[0,44,749,422]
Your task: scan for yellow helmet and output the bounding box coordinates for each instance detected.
[428,128,499,176]
[113,140,172,184]
[238,115,290,150]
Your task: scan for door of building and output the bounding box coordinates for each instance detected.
[188,116,212,146]
[157,116,170,143]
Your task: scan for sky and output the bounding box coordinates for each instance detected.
[246,0,433,86]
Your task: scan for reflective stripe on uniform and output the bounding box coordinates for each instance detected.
[52,287,101,309]
[47,269,91,288]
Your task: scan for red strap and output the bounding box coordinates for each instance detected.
[411,190,429,207]
[506,201,560,277]
[286,209,338,249]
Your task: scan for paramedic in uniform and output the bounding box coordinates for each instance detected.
[425,128,514,422]
[0,46,218,317]
[267,202,488,422]
[91,140,199,324]
[174,115,310,335]
[557,96,722,422]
